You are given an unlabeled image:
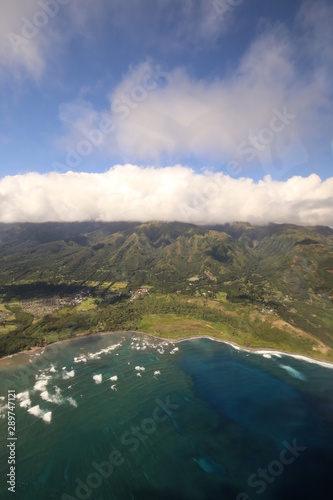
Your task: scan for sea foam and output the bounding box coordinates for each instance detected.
[42,411,52,423]
[16,391,30,401]
[28,405,43,417]
[280,365,306,381]
[93,374,103,384]
[20,399,31,408]
[63,370,75,380]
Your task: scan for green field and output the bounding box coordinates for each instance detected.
[110,281,129,291]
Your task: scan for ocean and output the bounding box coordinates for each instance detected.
[0,332,332,499]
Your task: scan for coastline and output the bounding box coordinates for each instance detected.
[1,330,333,370]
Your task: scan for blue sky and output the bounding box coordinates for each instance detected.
[0,0,332,224]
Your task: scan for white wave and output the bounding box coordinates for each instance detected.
[231,343,241,350]
[20,399,31,409]
[88,343,122,360]
[135,366,145,371]
[66,397,77,407]
[263,354,272,359]
[28,405,43,417]
[27,404,53,423]
[16,391,29,401]
[74,355,87,364]
[286,354,333,369]
[280,365,307,381]
[63,370,75,380]
[42,411,52,423]
[49,365,57,373]
[35,372,52,380]
[40,388,63,405]
[255,350,281,358]
[154,370,161,376]
[111,384,117,391]
[157,348,164,354]
[0,396,5,401]
[137,373,142,377]
[34,379,49,392]
[0,404,8,414]
[93,374,103,384]
[110,375,118,381]
[170,347,179,354]
[40,390,50,400]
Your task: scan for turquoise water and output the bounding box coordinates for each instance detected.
[0,333,332,499]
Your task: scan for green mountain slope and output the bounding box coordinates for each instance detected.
[0,221,332,360]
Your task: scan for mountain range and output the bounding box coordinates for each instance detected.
[0,221,332,360]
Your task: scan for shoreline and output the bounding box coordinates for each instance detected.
[1,330,333,370]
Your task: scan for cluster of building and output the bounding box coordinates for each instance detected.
[130,287,149,300]
[70,290,91,306]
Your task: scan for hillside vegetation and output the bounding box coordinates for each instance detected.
[0,221,332,360]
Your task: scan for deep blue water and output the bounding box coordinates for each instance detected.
[0,333,332,499]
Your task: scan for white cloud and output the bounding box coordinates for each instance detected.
[0,165,332,226]
[0,0,234,82]
[55,19,331,174]
[296,0,333,96]
[0,0,46,80]
[0,0,82,82]
[73,0,230,47]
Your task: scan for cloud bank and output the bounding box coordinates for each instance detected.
[0,166,332,226]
